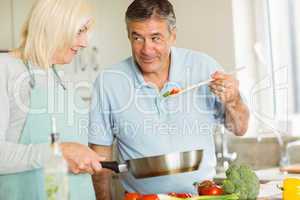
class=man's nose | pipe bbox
[141,39,154,55]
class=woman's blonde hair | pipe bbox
[15,0,93,68]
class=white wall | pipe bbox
[0,0,235,70]
[171,0,235,69]
[0,0,13,49]
[12,0,37,47]
[89,0,235,70]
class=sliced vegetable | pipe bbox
[125,193,159,200]
[194,180,224,196]
[168,192,192,198]
[138,194,159,200]
[170,88,181,95]
[163,87,182,97]
[124,192,141,200]
[158,194,238,200]
[163,91,171,97]
[186,194,239,200]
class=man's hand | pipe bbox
[209,71,240,106]
[60,142,105,175]
[209,70,249,136]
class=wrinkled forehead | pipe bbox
[127,18,170,36]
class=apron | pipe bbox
[0,65,95,200]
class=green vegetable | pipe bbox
[188,194,239,200]
[222,164,260,200]
[163,91,171,97]
[45,175,58,200]
[158,194,239,200]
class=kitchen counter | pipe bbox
[214,167,300,182]
[214,167,300,199]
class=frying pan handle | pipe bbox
[100,161,120,173]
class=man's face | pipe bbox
[127,18,176,74]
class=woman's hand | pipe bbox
[60,142,105,175]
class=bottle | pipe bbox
[44,117,69,200]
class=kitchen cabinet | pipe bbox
[11,0,36,47]
[0,0,36,49]
[0,0,13,49]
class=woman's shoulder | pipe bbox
[0,53,27,78]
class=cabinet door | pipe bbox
[12,0,36,47]
[0,0,13,49]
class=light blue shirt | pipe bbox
[89,47,225,194]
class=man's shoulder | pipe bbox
[173,47,221,73]
[173,47,218,64]
[94,57,135,87]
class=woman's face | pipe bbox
[52,24,89,65]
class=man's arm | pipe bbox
[89,144,113,200]
[210,71,249,136]
[224,95,249,136]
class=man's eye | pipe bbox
[152,37,161,42]
[133,36,143,41]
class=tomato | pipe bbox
[168,192,193,198]
[124,192,159,200]
[124,192,141,200]
[170,88,181,95]
[195,180,224,196]
[138,194,159,200]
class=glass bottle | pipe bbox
[44,117,69,200]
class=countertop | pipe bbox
[214,167,300,200]
[214,167,300,182]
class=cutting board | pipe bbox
[280,164,300,174]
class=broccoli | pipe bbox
[222,164,260,200]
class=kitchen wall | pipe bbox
[0,0,235,70]
[88,0,236,70]
[0,0,13,49]
[0,0,236,100]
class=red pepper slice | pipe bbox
[124,192,141,200]
[168,192,193,198]
[138,194,159,200]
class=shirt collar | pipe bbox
[133,47,185,89]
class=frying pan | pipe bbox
[100,149,203,179]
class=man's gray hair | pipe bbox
[125,0,176,32]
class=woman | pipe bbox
[0,0,103,199]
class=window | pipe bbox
[232,0,299,136]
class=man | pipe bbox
[89,0,249,199]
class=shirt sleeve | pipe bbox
[88,73,114,146]
[0,63,51,175]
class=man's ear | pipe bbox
[170,28,177,45]
[127,29,130,40]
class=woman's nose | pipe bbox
[78,33,89,48]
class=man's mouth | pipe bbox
[71,48,78,54]
[140,56,156,63]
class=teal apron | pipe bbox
[0,66,95,200]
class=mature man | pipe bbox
[89,0,249,199]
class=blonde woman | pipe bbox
[0,0,104,199]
